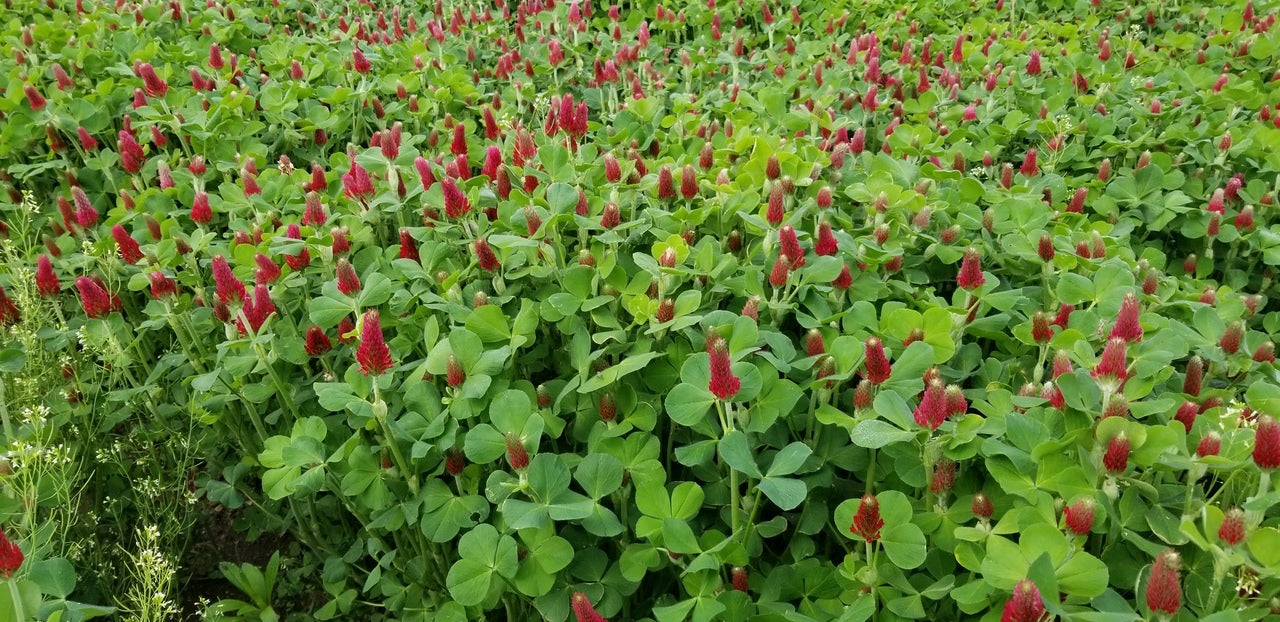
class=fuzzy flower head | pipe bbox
[1000,579,1046,622]
[1253,416,1280,470]
[1145,550,1182,617]
[914,379,948,430]
[864,337,892,385]
[356,309,394,376]
[1063,497,1095,535]
[957,247,985,290]
[571,591,606,622]
[1109,292,1143,342]
[708,337,741,400]
[1091,337,1128,390]
[0,528,22,578]
[850,493,885,542]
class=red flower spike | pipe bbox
[1255,341,1276,363]
[815,221,838,256]
[1197,432,1222,458]
[442,177,472,218]
[211,255,245,306]
[914,379,948,430]
[475,238,500,271]
[834,264,853,289]
[304,325,332,357]
[356,310,394,376]
[1145,550,1182,617]
[930,459,957,494]
[1183,356,1204,396]
[1253,416,1280,470]
[864,337,892,385]
[1220,321,1243,355]
[957,247,985,290]
[399,229,420,262]
[149,271,177,300]
[945,385,967,417]
[769,254,790,288]
[1031,311,1052,343]
[336,259,361,295]
[191,191,212,224]
[36,255,60,297]
[1037,234,1055,262]
[805,329,825,357]
[1110,292,1143,342]
[75,276,112,318]
[253,253,280,285]
[972,493,994,520]
[1020,148,1039,177]
[302,192,327,227]
[446,354,465,387]
[23,84,47,110]
[1092,338,1128,386]
[708,337,741,400]
[599,393,617,421]
[1218,508,1246,546]
[655,298,674,322]
[766,183,786,224]
[1064,497,1095,535]
[571,591,606,622]
[853,379,873,410]
[731,566,748,592]
[1175,401,1199,432]
[742,296,760,322]
[1103,433,1129,474]
[1001,579,1045,622]
[0,528,22,578]
[656,165,676,200]
[850,494,885,542]
[506,433,530,470]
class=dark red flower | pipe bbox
[1197,432,1222,458]
[766,183,786,224]
[506,433,530,470]
[446,354,465,387]
[656,165,676,200]
[914,379,948,430]
[850,493,885,542]
[742,296,760,321]
[1020,148,1039,177]
[1255,341,1276,363]
[36,254,60,297]
[571,591,606,622]
[972,492,994,520]
[304,325,332,356]
[1031,311,1052,343]
[0,287,19,326]
[814,221,838,256]
[352,47,371,74]
[475,237,500,271]
[136,62,168,96]
[731,566,748,592]
[1110,292,1143,342]
[236,284,276,334]
[445,448,466,476]
[442,177,471,218]
[302,192,327,227]
[191,191,212,224]
[77,127,98,150]
[356,310,393,376]
[1175,401,1199,432]
[336,259,361,296]
[0,528,22,579]
[951,246,986,292]
[1103,433,1129,474]
[119,130,145,174]
[599,392,617,421]
[853,379,873,410]
[1145,550,1182,617]
[930,459,957,494]
[149,271,177,300]
[769,254,790,288]
[342,161,374,203]
[1064,497,1095,535]
[864,337,892,385]
[1254,416,1280,470]
[23,84,46,110]
[1001,579,1045,622]
[805,329,825,357]
[1184,356,1204,396]
[75,276,112,318]
[1092,338,1128,387]
[708,337,741,400]
[284,224,310,270]
[833,264,852,289]
[1220,321,1243,354]
[399,229,419,262]
[1219,508,1246,546]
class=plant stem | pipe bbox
[372,382,419,494]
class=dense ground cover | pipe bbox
[0,0,1279,619]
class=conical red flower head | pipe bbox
[445,354,465,387]
[814,221,838,256]
[331,228,350,256]
[914,379,948,430]
[441,176,471,218]
[850,493,885,542]
[191,191,212,224]
[0,528,22,578]
[571,591,606,622]
[75,276,112,318]
[599,392,617,421]
[769,254,791,288]
[336,258,361,295]
[77,127,98,151]
[474,237,500,271]
[1255,341,1277,363]
[304,325,332,357]
[853,379,873,410]
[1037,234,1055,262]
[302,192,327,227]
[708,337,741,400]
[1197,432,1222,458]
[356,309,394,376]
[731,566,748,592]
[600,202,621,228]
[957,247,985,290]
[505,433,530,470]
[1091,338,1128,387]
[766,183,786,225]
[1220,321,1243,354]
[656,165,676,200]
[1218,507,1246,546]
[741,296,760,321]
[1001,579,1045,622]
[1183,356,1204,396]
[1253,416,1280,470]
[930,459,957,494]
[805,329,825,357]
[149,271,177,300]
[36,254,60,297]
[945,384,967,416]
[1031,311,1052,343]
[680,164,698,199]
[1026,49,1042,75]
[23,84,46,110]
[211,255,245,306]
[1109,292,1143,342]
[864,337,892,385]
[834,264,853,289]
[536,384,552,409]
[253,253,280,285]
[1064,497,1095,535]
[444,448,466,476]
[119,130,145,174]
[1145,550,1182,616]
[399,229,419,262]
[603,152,621,181]
[0,286,18,327]
[1020,148,1039,177]
[971,492,994,520]
[1175,401,1199,432]
[1103,433,1129,474]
